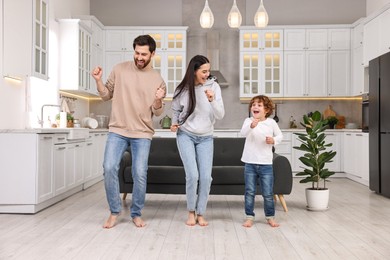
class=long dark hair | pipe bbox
[173,55,210,123]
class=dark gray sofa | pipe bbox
[118,137,292,211]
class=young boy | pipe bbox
[240,95,283,228]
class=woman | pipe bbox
[170,55,225,226]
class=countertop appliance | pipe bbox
[369,51,390,198]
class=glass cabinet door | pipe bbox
[33,0,48,79]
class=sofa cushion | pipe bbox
[213,137,245,166]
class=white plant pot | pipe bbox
[305,188,330,211]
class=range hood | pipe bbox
[207,31,229,87]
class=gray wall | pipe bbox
[90,0,366,129]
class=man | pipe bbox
[91,35,166,228]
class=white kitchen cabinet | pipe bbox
[284,29,328,51]
[328,50,350,96]
[274,132,292,164]
[2,0,49,80]
[74,16,105,96]
[37,135,54,203]
[351,46,366,96]
[284,27,350,97]
[240,29,283,98]
[343,132,369,186]
[145,30,187,97]
[58,19,92,95]
[363,7,390,65]
[144,30,187,52]
[284,50,328,97]
[0,133,54,213]
[292,132,341,173]
[84,132,106,189]
[240,29,283,51]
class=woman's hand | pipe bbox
[204,89,214,102]
[170,124,180,132]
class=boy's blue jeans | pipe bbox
[244,163,275,219]
[103,132,151,218]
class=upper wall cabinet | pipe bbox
[364,7,390,65]
[58,19,93,95]
[73,16,105,96]
[239,29,283,98]
[283,27,350,97]
[3,0,49,80]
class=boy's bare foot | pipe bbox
[103,214,118,229]
[197,215,208,226]
[267,218,279,227]
[186,211,197,226]
[132,217,146,227]
[242,219,253,228]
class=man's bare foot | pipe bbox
[197,215,208,226]
[186,211,197,226]
[242,219,253,228]
[103,214,118,229]
[132,217,146,227]
[267,218,279,227]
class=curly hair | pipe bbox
[248,95,274,118]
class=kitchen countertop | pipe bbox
[0,128,364,134]
[0,128,109,134]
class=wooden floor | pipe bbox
[1,178,390,260]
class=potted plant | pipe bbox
[326,116,339,129]
[56,113,74,128]
[293,111,337,211]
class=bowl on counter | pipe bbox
[81,117,98,129]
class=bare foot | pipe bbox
[197,215,208,226]
[103,214,118,229]
[267,218,280,227]
[242,219,253,228]
[186,211,197,226]
[132,217,146,227]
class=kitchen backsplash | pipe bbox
[88,98,362,130]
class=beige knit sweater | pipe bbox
[99,61,166,139]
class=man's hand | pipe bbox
[155,87,166,100]
[91,66,103,81]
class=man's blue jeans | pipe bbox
[244,163,275,219]
[177,130,213,215]
[103,132,151,218]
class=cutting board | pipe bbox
[323,105,336,118]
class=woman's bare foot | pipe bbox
[186,211,197,226]
[242,219,253,228]
[103,214,118,229]
[132,217,146,227]
[267,218,279,227]
[197,215,208,226]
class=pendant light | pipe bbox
[200,0,214,29]
[227,0,242,28]
[254,0,269,28]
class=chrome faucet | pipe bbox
[40,104,61,128]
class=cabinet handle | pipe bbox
[356,134,363,136]
[43,136,53,140]
[327,133,334,136]
[346,133,352,136]
[57,147,66,150]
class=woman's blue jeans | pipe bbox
[177,130,213,215]
[103,132,151,218]
[244,163,275,219]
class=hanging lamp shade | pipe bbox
[254,0,269,28]
[227,0,242,28]
[200,0,214,28]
